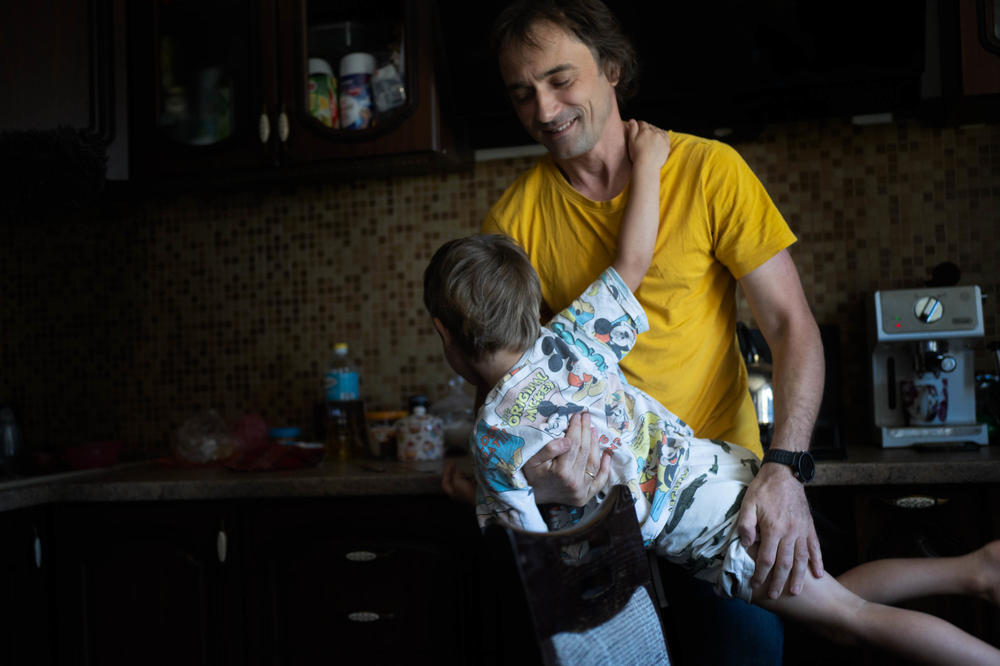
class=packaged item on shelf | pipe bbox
[372,63,406,113]
[338,52,376,129]
[396,395,444,462]
[307,57,338,128]
[365,410,408,458]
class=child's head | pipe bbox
[423,233,542,362]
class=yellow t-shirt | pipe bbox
[482,131,796,457]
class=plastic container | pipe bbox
[307,57,338,128]
[324,342,359,401]
[396,396,444,462]
[365,410,408,458]
[338,52,376,129]
[430,376,475,453]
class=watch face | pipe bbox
[797,453,816,482]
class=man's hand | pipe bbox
[522,412,611,506]
[737,460,824,599]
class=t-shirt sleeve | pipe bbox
[704,142,797,279]
[549,267,649,362]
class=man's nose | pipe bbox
[535,88,560,124]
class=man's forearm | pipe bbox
[768,319,824,453]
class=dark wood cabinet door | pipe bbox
[126,0,279,180]
[0,507,53,666]
[52,502,243,666]
[274,0,463,171]
[241,496,480,665]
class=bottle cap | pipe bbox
[308,58,333,77]
[340,52,376,77]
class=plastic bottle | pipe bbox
[324,342,359,401]
[338,52,376,129]
[396,395,444,462]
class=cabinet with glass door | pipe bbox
[128,0,463,184]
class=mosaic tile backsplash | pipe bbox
[2,118,998,460]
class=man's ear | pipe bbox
[604,61,621,87]
[432,317,452,347]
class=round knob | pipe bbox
[939,355,957,372]
[913,296,943,323]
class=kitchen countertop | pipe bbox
[2,443,1000,513]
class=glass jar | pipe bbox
[395,396,444,462]
[365,410,408,459]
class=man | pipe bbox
[445,0,827,662]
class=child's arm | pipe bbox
[612,120,670,292]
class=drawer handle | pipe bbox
[345,550,378,562]
[34,528,42,569]
[348,611,383,623]
[217,529,228,563]
[278,107,290,143]
[892,495,948,509]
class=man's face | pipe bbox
[498,21,619,160]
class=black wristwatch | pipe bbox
[761,449,815,483]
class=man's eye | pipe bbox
[552,78,570,88]
[512,91,534,104]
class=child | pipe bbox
[423,121,1000,663]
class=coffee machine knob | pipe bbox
[939,355,957,373]
[914,296,943,323]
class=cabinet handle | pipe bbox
[347,611,392,623]
[278,106,289,143]
[258,108,271,144]
[892,495,948,509]
[33,528,42,569]
[217,529,228,563]
[345,550,378,562]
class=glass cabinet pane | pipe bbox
[302,0,411,134]
[154,0,251,146]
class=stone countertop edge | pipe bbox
[2,444,999,513]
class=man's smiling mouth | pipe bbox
[543,117,577,135]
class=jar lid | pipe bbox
[340,52,376,77]
[366,410,409,420]
[308,58,333,77]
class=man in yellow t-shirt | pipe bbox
[441,1,828,663]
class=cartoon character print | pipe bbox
[472,420,528,494]
[627,411,689,523]
[541,327,607,401]
[594,315,637,360]
[566,297,595,329]
[536,400,584,437]
[604,390,635,437]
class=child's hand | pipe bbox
[626,119,670,171]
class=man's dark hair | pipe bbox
[490,0,639,106]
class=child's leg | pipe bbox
[754,568,1000,665]
[834,539,1000,605]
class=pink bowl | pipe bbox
[66,440,123,469]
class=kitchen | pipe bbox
[1,0,999,664]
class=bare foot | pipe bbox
[971,540,1000,604]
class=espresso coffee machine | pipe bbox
[869,285,989,447]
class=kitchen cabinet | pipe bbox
[51,501,243,666]
[0,506,53,666]
[127,0,465,185]
[0,0,129,181]
[48,495,480,665]
[241,496,481,665]
[784,484,1000,666]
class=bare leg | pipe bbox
[836,540,1000,605]
[754,569,1000,665]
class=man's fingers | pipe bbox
[736,502,758,549]
[808,529,825,578]
[767,538,796,599]
[524,437,572,468]
[751,531,779,591]
[786,544,811,596]
[592,446,613,490]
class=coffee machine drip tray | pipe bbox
[881,424,989,448]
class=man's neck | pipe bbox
[553,120,631,201]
